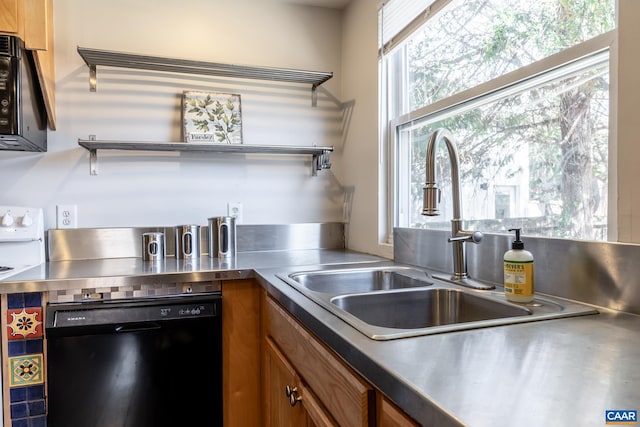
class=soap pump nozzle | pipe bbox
[508,228,524,250]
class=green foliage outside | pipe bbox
[404,0,614,240]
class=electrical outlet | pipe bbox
[57,204,78,229]
[227,202,243,224]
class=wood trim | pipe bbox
[265,296,375,427]
[31,0,56,129]
[32,44,56,129]
[1,295,10,427]
[223,279,263,427]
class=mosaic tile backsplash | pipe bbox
[3,292,46,427]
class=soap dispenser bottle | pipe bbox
[504,228,534,303]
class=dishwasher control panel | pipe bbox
[47,295,222,328]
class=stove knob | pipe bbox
[1,212,14,227]
[20,212,33,227]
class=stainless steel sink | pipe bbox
[331,288,531,329]
[277,265,599,340]
[288,266,433,293]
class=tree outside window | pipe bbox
[387,0,615,241]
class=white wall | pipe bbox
[0,0,347,230]
[338,0,391,258]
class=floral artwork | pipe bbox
[182,91,243,144]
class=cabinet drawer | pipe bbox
[265,297,375,427]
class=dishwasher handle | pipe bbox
[115,322,162,333]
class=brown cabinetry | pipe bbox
[0,0,48,49]
[378,395,420,427]
[0,0,56,128]
[264,337,338,427]
[228,284,420,426]
[263,292,422,427]
[222,279,263,427]
[264,294,375,427]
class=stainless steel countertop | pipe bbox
[258,263,640,427]
[2,249,638,427]
[0,249,383,293]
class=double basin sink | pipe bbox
[277,265,598,340]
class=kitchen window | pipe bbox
[380,0,616,242]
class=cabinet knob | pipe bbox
[285,385,302,407]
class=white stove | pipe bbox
[0,205,45,281]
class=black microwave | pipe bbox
[0,35,47,152]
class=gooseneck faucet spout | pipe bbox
[423,128,494,290]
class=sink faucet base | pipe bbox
[433,274,496,290]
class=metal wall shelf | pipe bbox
[76,48,334,176]
[77,46,333,105]
[78,138,333,176]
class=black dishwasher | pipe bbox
[45,293,222,427]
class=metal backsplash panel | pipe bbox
[394,227,640,315]
[47,223,345,261]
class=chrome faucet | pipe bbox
[422,128,494,290]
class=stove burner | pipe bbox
[0,266,14,272]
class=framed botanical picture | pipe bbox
[182,91,243,144]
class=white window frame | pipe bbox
[379,4,617,244]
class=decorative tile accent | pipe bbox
[7,341,26,357]
[9,385,44,403]
[10,402,27,418]
[3,292,47,427]
[24,293,42,308]
[28,399,46,416]
[8,354,44,387]
[9,387,27,403]
[7,293,26,309]
[25,339,43,354]
[30,416,47,427]
[27,384,44,400]
[7,308,43,340]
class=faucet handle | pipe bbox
[449,231,483,244]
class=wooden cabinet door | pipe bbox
[264,338,307,427]
[23,0,48,50]
[0,0,47,48]
[0,0,20,33]
[302,382,339,427]
[265,338,338,427]
[265,296,375,427]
